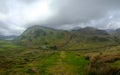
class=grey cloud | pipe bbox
[44,0,115,24]
[0,0,120,35]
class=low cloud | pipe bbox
[0,0,120,35]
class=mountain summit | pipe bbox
[72,27,108,35]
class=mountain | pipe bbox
[16,26,117,50]
[16,26,70,49]
[72,27,108,35]
[115,28,120,36]
[107,28,120,37]
[0,35,17,40]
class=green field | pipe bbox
[0,43,120,75]
[0,26,120,75]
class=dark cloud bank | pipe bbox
[0,0,120,35]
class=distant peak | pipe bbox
[71,26,108,35]
[27,25,47,29]
[84,26,97,29]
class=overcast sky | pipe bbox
[0,0,120,35]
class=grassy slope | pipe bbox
[0,46,89,75]
[0,45,120,75]
[0,26,120,75]
[17,26,118,51]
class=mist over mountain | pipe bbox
[0,35,17,40]
[1,25,120,41]
[0,0,120,35]
[72,27,108,35]
[1,1,120,75]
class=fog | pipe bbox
[0,0,120,35]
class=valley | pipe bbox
[0,45,120,75]
[1,0,120,75]
[0,26,120,75]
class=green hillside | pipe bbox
[16,26,118,50]
[0,26,120,75]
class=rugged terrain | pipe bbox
[0,26,120,75]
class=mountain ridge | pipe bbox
[15,25,118,50]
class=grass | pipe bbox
[5,51,59,75]
[47,51,73,75]
[35,52,59,75]
[0,40,120,75]
[63,52,89,75]
[84,47,120,75]
[110,60,120,69]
